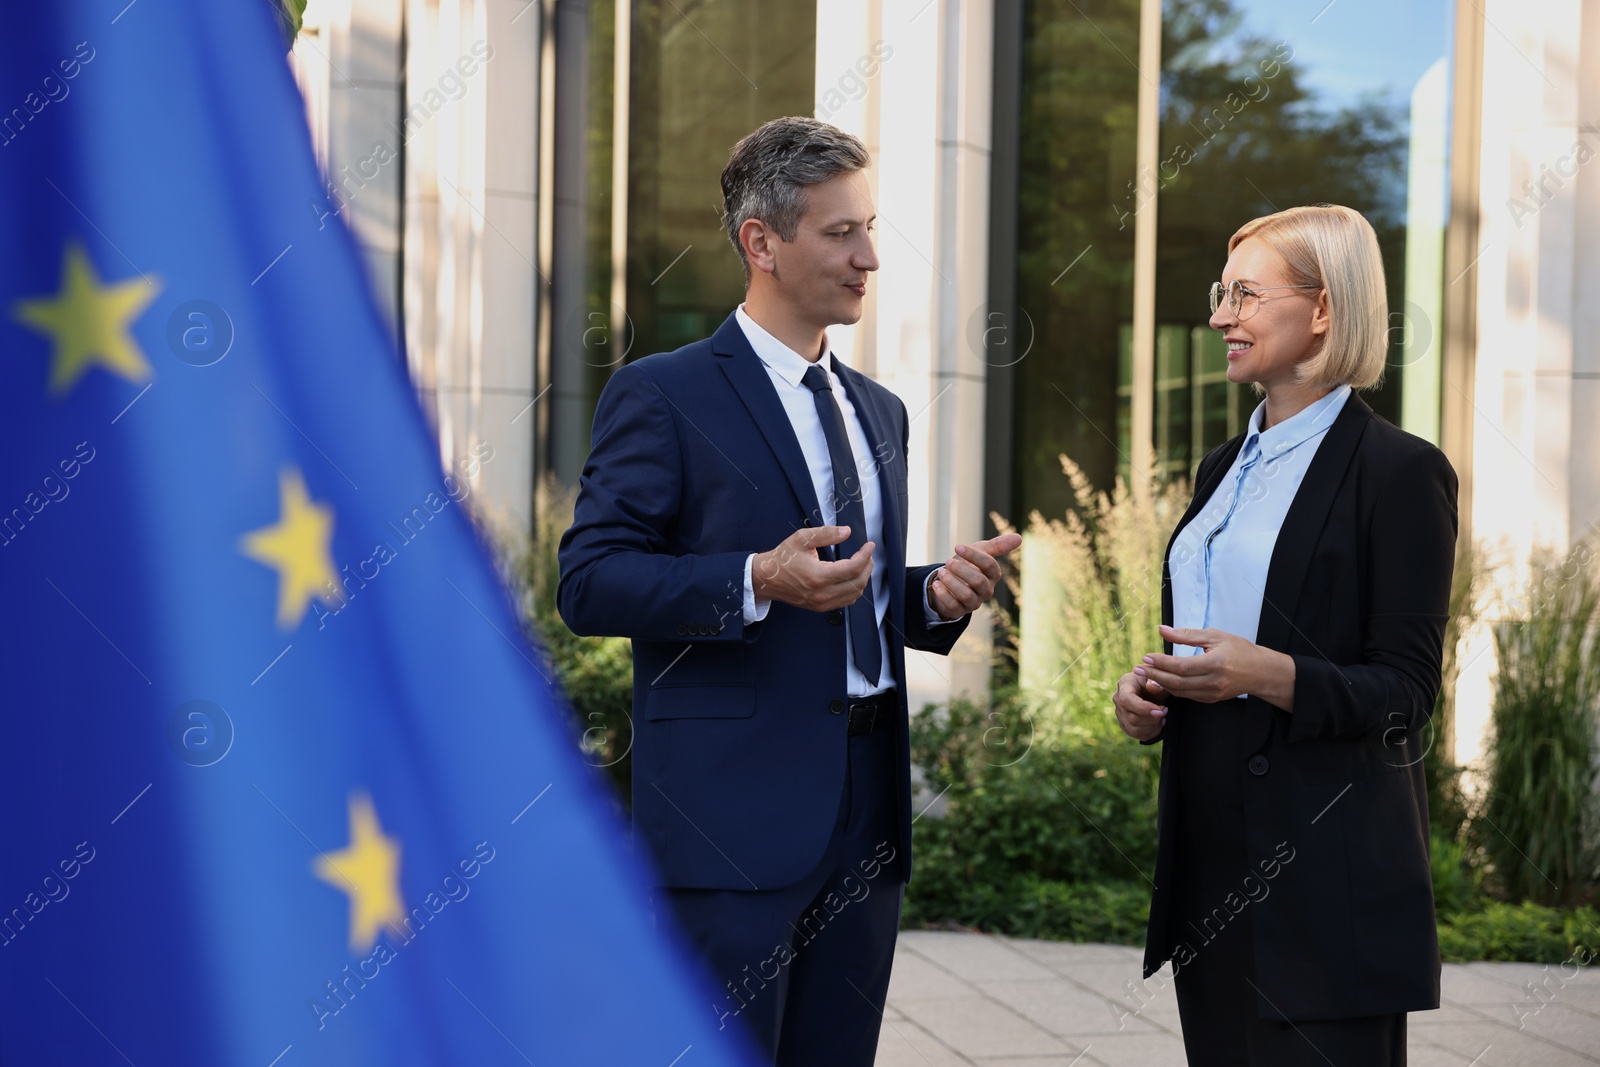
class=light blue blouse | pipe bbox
[1168,384,1352,658]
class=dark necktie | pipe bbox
[801,362,882,686]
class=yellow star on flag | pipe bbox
[12,241,161,395]
[313,793,405,953]
[240,467,340,630]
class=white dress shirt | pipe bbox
[734,305,949,695]
[1168,385,1351,662]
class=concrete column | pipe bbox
[401,0,540,535]
[293,0,406,334]
[476,0,540,535]
[1571,0,1600,539]
[293,0,538,534]
[820,0,998,713]
[1454,0,1599,771]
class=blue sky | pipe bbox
[1226,0,1455,110]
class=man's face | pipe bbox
[768,170,879,333]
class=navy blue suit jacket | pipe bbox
[557,313,969,891]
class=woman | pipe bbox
[1112,204,1458,1065]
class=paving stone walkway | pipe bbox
[875,930,1600,1066]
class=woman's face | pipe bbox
[1208,237,1329,392]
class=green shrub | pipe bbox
[904,457,1172,939]
[995,455,1187,736]
[1001,878,1150,943]
[909,692,1042,795]
[1483,541,1600,906]
[1426,759,1474,848]
[532,619,635,806]
[1425,543,1486,845]
[917,727,1157,881]
[495,478,635,807]
[1437,902,1600,963]
[1431,831,1485,918]
[903,875,1149,943]
[905,690,1159,938]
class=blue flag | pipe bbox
[0,4,755,1064]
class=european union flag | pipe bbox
[0,4,755,1065]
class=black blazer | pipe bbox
[1141,393,1459,1021]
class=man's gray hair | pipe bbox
[720,116,872,284]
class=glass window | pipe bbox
[548,1,816,477]
[547,0,621,482]
[1003,0,1455,515]
[624,1,818,359]
[1151,0,1455,470]
[1011,0,1143,520]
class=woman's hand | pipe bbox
[1113,670,1169,741]
[1137,625,1296,710]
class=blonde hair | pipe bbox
[1228,204,1387,390]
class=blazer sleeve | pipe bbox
[901,564,971,654]
[556,362,752,643]
[887,394,972,655]
[1287,446,1459,742]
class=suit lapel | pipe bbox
[833,360,901,536]
[833,358,906,616]
[713,314,825,525]
[1162,435,1245,649]
[1252,393,1372,654]
[1241,394,1373,754]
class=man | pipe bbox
[557,116,1018,1064]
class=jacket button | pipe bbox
[675,623,688,636]
[829,699,846,715]
[1248,755,1269,776]
[827,610,843,625]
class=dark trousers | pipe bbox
[1170,697,1406,1066]
[662,723,904,1066]
[1171,905,1406,1065]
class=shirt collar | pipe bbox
[1244,384,1352,459]
[735,304,833,389]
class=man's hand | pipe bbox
[929,533,1022,620]
[752,525,875,612]
[1136,625,1296,710]
[1112,670,1168,741]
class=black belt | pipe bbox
[847,689,896,736]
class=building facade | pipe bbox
[292,0,1600,767]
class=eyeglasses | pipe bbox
[1209,280,1321,319]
